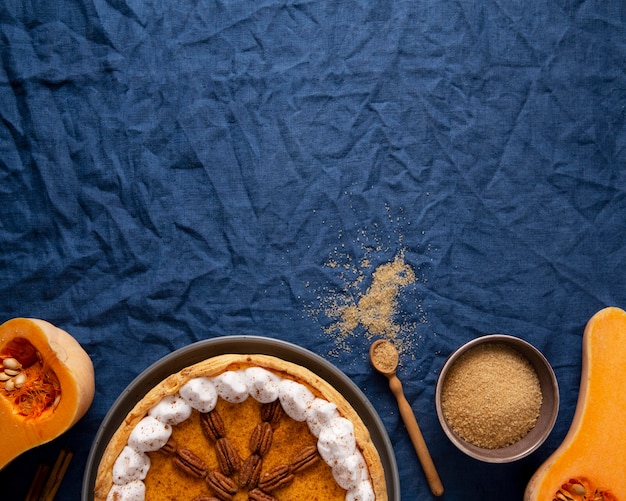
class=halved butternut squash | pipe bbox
[0,318,95,470]
[524,306,626,501]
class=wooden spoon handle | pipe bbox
[389,375,444,497]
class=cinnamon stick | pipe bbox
[38,448,73,501]
[25,463,50,501]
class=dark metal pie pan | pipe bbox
[82,335,400,500]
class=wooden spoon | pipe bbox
[369,339,444,497]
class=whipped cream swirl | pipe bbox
[106,367,375,501]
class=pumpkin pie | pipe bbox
[94,354,387,501]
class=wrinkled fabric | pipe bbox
[1,0,625,499]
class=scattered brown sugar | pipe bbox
[440,342,542,449]
[325,252,415,347]
[305,208,431,359]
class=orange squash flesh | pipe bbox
[0,318,95,470]
[524,307,626,501]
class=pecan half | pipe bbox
[249,422,273,456]
[248,489,279,501]
[200,410,226,442]
[260,400,283,427]
[160,437,177,455]
[258,464,294,492]
[216,437,241,476]
[206,471,237,501]
[239,453,263,489]
[289,445,320,473]
[172,448,207,479]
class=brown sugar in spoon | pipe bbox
[369,339,444,497]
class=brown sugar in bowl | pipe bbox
[435,335,559,463]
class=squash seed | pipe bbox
[2,357,21,370]
[13,372,27,389]
[569,483,586,496]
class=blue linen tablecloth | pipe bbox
[1,1,625,499]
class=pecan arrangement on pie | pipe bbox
[94,354,387,501]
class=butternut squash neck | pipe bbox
[524,306,626,501]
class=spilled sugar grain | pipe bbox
[330,254,414,339]
[312,251,419,358]
[304,206,434,360]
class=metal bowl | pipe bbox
[435,334,559,463]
